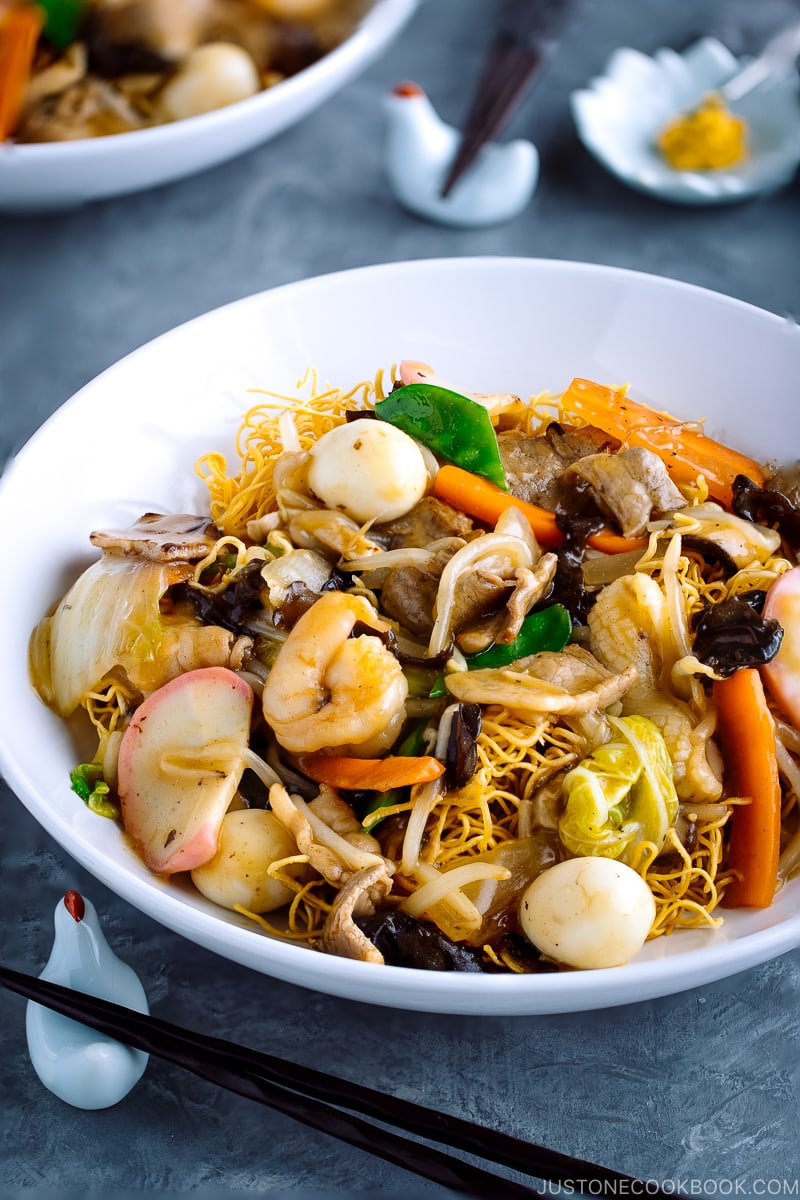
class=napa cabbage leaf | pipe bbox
[558,715,678,863]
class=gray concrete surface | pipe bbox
[1,0,799,1195]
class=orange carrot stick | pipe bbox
[559,378,764,509]
[713,668,781,909]
[433,464,648,555]
[0,4,43,141]
[297,754,445,791]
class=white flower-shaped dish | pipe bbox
[571,37,800,204]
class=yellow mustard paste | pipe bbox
[657,94,748,170]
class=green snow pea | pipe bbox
[428,604,572,695]
[465,604,572,669]
[374,383,507,489]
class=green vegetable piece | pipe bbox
[70,761,100,802]
[429,673,448,698]
[466,605,572,670]
[429,606,570,696]
[404,663,442,699]
[374,383,507,489]
[558,715,678,864]
[70,762,120,821]
[39,0,87,50]
[362,721,427,830]
[395,720,427,758]
[362,786,406,832]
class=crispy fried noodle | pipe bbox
[30,362,800,975]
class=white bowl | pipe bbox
[0,0,417,212]
[571,37,800,204]
[2,257,799,1014]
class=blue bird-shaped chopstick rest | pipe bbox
[25,891,149,1109]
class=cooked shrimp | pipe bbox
[262,591,408,755]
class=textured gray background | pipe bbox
[1,0,799,1194]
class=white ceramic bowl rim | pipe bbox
[2,0,413,159]
[2,256,799,1015]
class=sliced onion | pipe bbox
[400,863,511,926]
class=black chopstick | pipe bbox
[441,0,574,198]
[2,965,670,1197]
[441,32,541,197]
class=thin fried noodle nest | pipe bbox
[31,361,799,973]
[189,369,794,955]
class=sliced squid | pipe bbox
[445,645,636,716]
